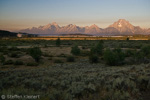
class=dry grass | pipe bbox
[41,47,71,56]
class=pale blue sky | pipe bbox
[0,0,150,31]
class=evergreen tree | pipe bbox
[71,45,80,56]
[0,55,5,65]
[56,38,61,46]
[29,47,42,62]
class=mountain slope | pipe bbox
[109,19,135,34]
[85,24,102,34]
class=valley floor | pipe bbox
[0,40,150,100]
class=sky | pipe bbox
[0,0,150,31]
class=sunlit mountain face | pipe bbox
[20,19,150,35]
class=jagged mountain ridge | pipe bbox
[108,19,145,35]
[20,19,150,35]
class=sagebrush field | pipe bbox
[0,39,150,100]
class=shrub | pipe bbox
[48,57,53,60]
[4,60,13,65]
[57,53,66,57]
[82,46,86,49]
[26,62,38,66]
[44,44,48,48]
[14,60,24,65]
[56,38,61,47]
[141,45,150,58]
[125,49,150,64]
[125,49,136,57]
[137,75,149,91]
[113,48,125,63]
[0,55,5,65]
[95,41,104,55]
[87,83,96,92]
[129,46,150,64]
[0,47,8,54]
[89,54,99,63]
[80,50,90,57]
[54,59,63,63]
[126,37,129,41]
[8,46,19,51]
[9,52,19,58]
[124,57,136,65]
[90,41,103,56]
[30,80,41,90]
[71,45,80,56]
[82,46,88,50]
[134,51,145,62]
[88,41,103,63]
[29,47,42,62]
[90,47,97,54]
[104,48,125,66]
[67,56,75,62]
[49,89,62,100]
[43,53,53,57]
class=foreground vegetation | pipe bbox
[0,39,150,100]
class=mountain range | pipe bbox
[20,19,150,36]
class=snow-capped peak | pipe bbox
[52,22,58,26]
[118,23,122,27]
